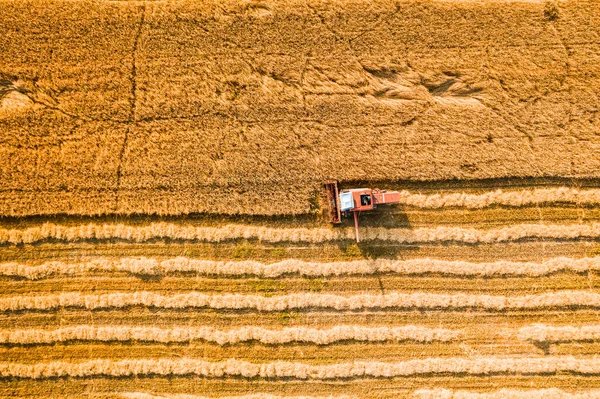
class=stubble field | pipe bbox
[4,186,600,397]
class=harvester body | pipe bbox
[339,188,401,212]
[323,181,402,242]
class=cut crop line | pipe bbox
[0,325,458,345]
[7,222,600,245]
[519,324,600,343]
[4,290,600,312]
[4,256,600,279]
[412,388,600,399]
[394,187,600,209]
[3,356,600,379]
[120,394,355,399]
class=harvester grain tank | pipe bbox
[324,181,402,242]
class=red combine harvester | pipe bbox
[324,181,402,242]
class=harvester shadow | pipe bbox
[532,340,552,355]
[133,273,163,282]
[336,204,419,259]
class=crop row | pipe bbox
[5,222,600,245]
[7,324,600,345]
[3,256,600,279]
[2,356,600,379]
[121,394,354,399]
[7,323,600,346]
[413,389,600,399]
[120,390,600,399]
[0,325,458,345]
[394,187,600,209]
[518,324,600,343]
[3,290,600,311]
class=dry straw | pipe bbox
[518,324,600,343]
[412,388,600,399]
[0,325,458,345]
[3,290,600,311]
[396,187,600,209]
[120,393,354,399]
[2,356,600,379]
[4,222,600,245]
[3,256,600,280]
[0,222,600,244]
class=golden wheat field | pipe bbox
[1,0,600,215]
[3,0,600,398]
[4,191,600,398]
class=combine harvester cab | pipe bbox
[324,181,402,242]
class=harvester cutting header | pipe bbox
[324,181,402,242]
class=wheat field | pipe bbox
[3,0,600,397]
[2,188,600,397]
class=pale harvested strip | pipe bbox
[3,356,600,379]
[6,222,600,245]
[518,324,600,343]
[4,256,600,280]
[3,290,600,311]
[0,325,458,345]
[412,388,600,399]
[121,393,354,399]
[396,187,600,209]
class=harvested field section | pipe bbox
[2,201,600,394]
[3,207,600,395]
